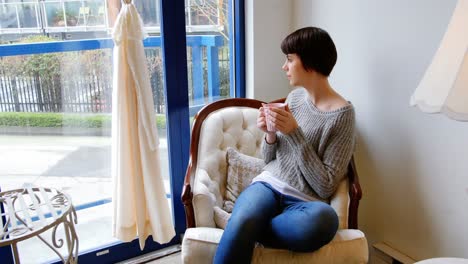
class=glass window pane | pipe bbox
[0,3,19,29]
[0,46,113,262]
[186,0,232,112]
[134,0,160,27]
[18,4,39,28]
[83,0,106,27]
[0,2,171,263]
[189,0,219,27]
[43,2,63,28]
[63,1,80,27]
[0,0,241,262]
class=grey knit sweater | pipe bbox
[262,88,356,202]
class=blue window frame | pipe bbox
[160,0,191,237]
[0,0,245,263]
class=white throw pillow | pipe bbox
[223,147,265,213]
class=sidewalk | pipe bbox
[0,134,171,264]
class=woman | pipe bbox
[214,27,356,264]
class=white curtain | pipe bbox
[111,0,175,250]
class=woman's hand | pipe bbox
[257,107,277,143]
[267,105,298,134]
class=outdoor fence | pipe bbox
[0,59,112,113]
[0,35,231,114]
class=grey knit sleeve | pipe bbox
[261,136,277,163]
[282,110,356,199]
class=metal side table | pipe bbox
[0,187,78,263]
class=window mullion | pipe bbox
[159,0,191,235]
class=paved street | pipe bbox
[0,136,110,180]
[0,134,169,188]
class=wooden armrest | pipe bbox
[348,157,362,229]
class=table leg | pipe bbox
[35,209,79,263]
[63,207,79,264]
[12,242,20,264]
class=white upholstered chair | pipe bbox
[181,98,369,263]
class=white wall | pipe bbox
[289,0,468,261]
[248,0,468,261]
[245,0,292,101]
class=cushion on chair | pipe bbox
[181,227,224,264]
[224,147,265,212]
[182,227,369,264]
[213,206,230,229]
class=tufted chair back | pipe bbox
[182,98,362,231]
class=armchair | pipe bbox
[181,98,368,263]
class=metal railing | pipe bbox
[0,0,224,34]
[0,35,230,115]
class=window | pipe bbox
[0,0,244,263]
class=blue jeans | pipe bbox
[213,182,338,264]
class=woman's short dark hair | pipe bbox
[281,27,337,76]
